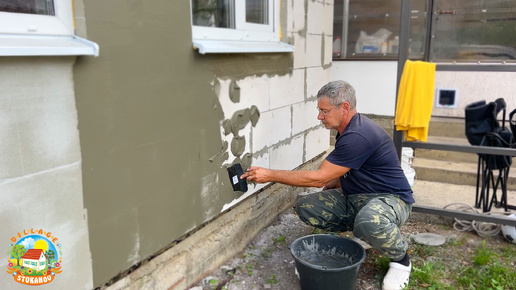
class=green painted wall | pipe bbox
[73,1,293,286]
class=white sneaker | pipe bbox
[382,262,411,290]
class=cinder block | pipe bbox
[323,2,334,35]
[305,33,322,68]
[288,0,306,33]
[292,100,320,136]
[252,107,292,151]
[269,135,304,170]
[305,126,331,162]
[307,0,325,34]
[219,76,270,114]
[306,67,332,97]
[291,32,307,69]
[323,35,333,66]
[292,69,306,101]
[270,74,298,110]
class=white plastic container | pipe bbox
[401,147,414,171]
[404,168,416,188]
[388,36,399,53]
[333,36,342,57]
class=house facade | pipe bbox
[3,1,513,289]
[21,249,46,272]
[1,1,333,289]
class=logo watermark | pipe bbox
[6,229,62,286]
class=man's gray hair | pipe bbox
[317,80,357,110]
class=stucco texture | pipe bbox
[72,0,321,287]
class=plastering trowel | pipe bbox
[227,163,248,192]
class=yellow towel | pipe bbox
[394,60,436,142]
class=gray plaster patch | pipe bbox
[231,136,246,157]
[413,233,446,246]
[241,153,253,169]
[230,109,250,135]
[222,119,232,135]
[229,80,240,103]
[250,105,260,127]
[208,141,229,163]
[221,152,229,162]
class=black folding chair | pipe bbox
[465,98,515,212]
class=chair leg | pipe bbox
[489,168,503,212]
[480,160,491,212]
[500,167,509,212]
[475,157,482,208]
[485,169,494,212]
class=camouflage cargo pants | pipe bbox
[295,189,412,260]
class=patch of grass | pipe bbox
[246,263,254,276]
[448,235,466,246]
[409,261,453,289]
[272,235,286,245]
[242,251,254,259]
[501,244,516,257]
[449,239,516,289]
[473,240,497,266]
[457,263,516,289]
[267,274,278,284]
[209,278,218,290]
[368,250,391,272]
[411,243,437,258]
[261,247,273,258]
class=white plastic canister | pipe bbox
[401,147,414,171]
[404,168,416,188]
[401,147,415,187]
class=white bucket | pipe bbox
[404,168,416,188]
[401,147,414,171]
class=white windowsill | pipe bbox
[193,39,294,54]
[0,34,99,57]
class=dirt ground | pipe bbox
[189,192,514,290]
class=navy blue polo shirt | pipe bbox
[326,114,415,204]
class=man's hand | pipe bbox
[241,166,272,183]
[239,161,350,188]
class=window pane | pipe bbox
[192,0,234,28]
[246,0,268,24]
[432,0,516,63]
[0,0,54,15]
[333,0,428,60]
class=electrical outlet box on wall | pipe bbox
[435,88,458,109]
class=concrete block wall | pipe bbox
[220,0,333,210]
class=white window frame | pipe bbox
[0,0,73,35]
[192,0,293,54]
[0,0,99,56]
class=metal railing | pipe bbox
[393,0,516,227]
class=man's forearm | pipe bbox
[267,169,326,188]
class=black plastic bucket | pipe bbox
[290,234,366,290]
